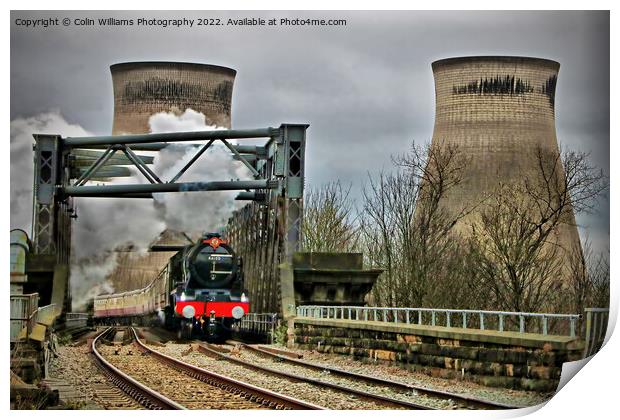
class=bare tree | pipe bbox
[563,238,610,313]
[301,181,360,253]
[361,142,472,307]
[468,148,608,313]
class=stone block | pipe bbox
[408,344,421,353]
[438,338,459,346]
[478,348,504,363]
[452,346,479,360]
[490,362,503,376]
[417,354,432,365]
[404,335,422,344]
[444,357,454,369]
[503,350,529,364]
[528,365,552,380]
[420,343,441,355]
[353,348,369,358]
[520,378,557,392]
[333,346,349,355]
[374,349,396,361]
[387,341,407,352]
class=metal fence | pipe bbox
[583,308,609,358]
[65,312,89,330]
[238,313,279,343]
[10,293,39,342]
[297,305,581,337]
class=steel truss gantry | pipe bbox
[31,124,308,316]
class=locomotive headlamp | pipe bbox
[241,293,248,303]
[182,305,196,319]
[180,292,186,302]
[232,305,245,319]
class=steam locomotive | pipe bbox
[93,233,249,341]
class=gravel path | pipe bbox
[47,342,144,409]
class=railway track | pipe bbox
[93,327,322,410]
[191,342,437,409]
[218,340,521,410]
[92,327,184,409]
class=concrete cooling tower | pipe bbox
[106,61,236,291]
[429,56,581,263]
[111,61,236,134]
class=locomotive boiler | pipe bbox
[93,233,249,341]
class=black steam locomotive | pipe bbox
[94,233,250,341]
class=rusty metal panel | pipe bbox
[10,293,38,342]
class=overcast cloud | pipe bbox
[10,10,610,255]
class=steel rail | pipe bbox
[62,179,278,197]
[242,344,521,410]
[130,328,322,410]
[196,343,433,410]
[91,328,186,409]
[64,127,279,147]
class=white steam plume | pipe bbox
[148,109,251,234]
[10,109,252,307]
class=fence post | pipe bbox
[446,312,451,328]
[463,313,467,329]
[480,313,485,330]
[519,315,525,333]
[499,314,504,332]
[542,316,548,335]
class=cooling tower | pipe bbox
[429,56,581,261]
[111,61,236,134]
[107,61,236,291]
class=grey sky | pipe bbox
[10,10,610,254]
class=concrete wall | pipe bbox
[293,317,584,392]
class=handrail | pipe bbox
[296,305,581,337]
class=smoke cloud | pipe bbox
[149,108,251,234]
[70,253,117,310]
[10,108,251,307]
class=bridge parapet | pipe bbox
[293,307,586,392]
